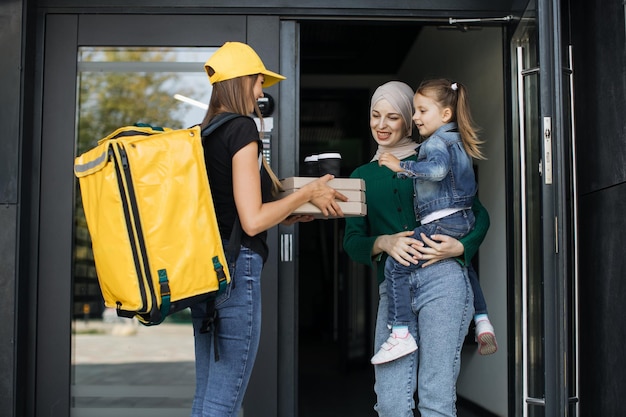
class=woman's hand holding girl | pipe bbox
[373,231,421,266]
[411,233,464,267]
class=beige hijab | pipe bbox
[369,81,419,162]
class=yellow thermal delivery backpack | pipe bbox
[74,121,233,326]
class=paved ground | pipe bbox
[73,318,195,364]
[73,318,198,416]
[72,318,489,417]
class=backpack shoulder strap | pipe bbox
[200,112,245,137]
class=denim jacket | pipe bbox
[398,122,476,222]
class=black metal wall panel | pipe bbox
[573,0,626,194]
[36,13,78,416]
[578,184,626,416]
[573,0,626,416]
[0,1,20,204]
[244,16,282,417]
[77,14,246,46]
[36,0,516,16]
[0,205,16,417]
[0,1,22,416]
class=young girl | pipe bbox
[372,78,496,364]
[191,41,347,417]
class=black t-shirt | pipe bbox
[203,115,273,262]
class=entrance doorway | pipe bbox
[296,20,508,416]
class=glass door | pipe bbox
[36,14,285,417]
[72,46,216,417]
[511,5,543,415]
[510,0,578,416]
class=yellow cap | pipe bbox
[204,42,286,87]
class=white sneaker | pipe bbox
[475,319,498,355]
[371,333,418,365]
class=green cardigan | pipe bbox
[343,156,490,285]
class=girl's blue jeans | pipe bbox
[374,259,473,417]
[190,246,263,417]
[467,263,487,315]
[384,209,474,327]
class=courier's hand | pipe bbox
[306,174,348,217]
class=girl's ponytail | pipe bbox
[416,79,485,160]
[454,82,485,160]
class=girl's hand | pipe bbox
[378,152,403,173]
[281,214,315,226]
[304,174,348,217]
[374,231,421,266]
[411,233,464,267]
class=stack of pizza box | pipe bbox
[279,177,367,219]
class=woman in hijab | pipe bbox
[343,81,490,417]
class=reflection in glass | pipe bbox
[72,47,215,417]
[511,3,546,416]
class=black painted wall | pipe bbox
[572,0,626,416]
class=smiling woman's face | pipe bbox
[370,99,406,147]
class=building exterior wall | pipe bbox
[0,1,23,416]
[573,1,626,416]
[2,0,626,416]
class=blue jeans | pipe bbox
[374,259,473,417]
[467,263,487,315]
[385,209,474,327]
[190,246,263,417]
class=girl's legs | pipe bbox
[413,259,473,417]
[371,256,419,364]
[385,254,416,329]
[373,282,418,417]
[190,247,263,417]
[468,264,487,315]
[467,264,498,355]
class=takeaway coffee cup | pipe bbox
[317,152,342,177]
[302,154,319,176]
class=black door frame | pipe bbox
[33,13,283,417]
[508,0,576,415]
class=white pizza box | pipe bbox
[279,188,365,203]
[290,201,367,219]
[280,176,366,191]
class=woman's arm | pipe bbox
[232,142,347,236]
[460,197,490,263]
[343,165,421,268]
[343,214,378,268]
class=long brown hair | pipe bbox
[201,72,283,193]
[416,78,485,160]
